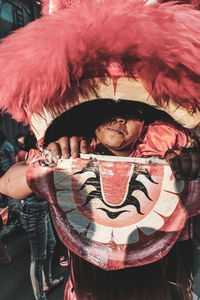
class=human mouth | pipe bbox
[107,127,124,135]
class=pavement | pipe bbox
[0,228,69,300]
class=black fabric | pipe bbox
[44,99,172,147]
[0,194,8,208]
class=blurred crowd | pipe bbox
[0,130,67,300]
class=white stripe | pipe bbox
[145,0,158,5]
[79,154,167,165]
[49,0,54,15]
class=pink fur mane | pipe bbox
[40,0,81,16]
[0,0,200,123]
[159,0,200,9]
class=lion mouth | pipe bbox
[53,157,184,245]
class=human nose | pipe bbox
[115,117,126,124]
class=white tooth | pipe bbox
[54,168,72,189]
[113,224,138,244]
[86,223,112,243]
[153,166,183,217]
[54,167,76,212]
[162,166,184,193]
[137,211,164,235]
[153,191,179,217]
[57,158,72,169]
[56,190,76,211]
[66,210,90,233]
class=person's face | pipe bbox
[95,114,144,156]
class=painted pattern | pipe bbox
[27,155,199,270]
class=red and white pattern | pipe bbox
[26,155,200,270]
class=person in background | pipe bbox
[0,130,15,173]
[0,130,13,265]
[0,130,21,227]
[20,132,64,300]
[0,193,12,265]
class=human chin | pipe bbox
[104,137,127,150]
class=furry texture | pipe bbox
[40,0,81,15]
[159,0,200,9]
[1,0,200,123]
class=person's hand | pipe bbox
[164,147,200,180]
[45,136,89,160]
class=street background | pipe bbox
[0,228,69,300]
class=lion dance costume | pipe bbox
[1,0,200,299]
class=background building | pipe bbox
[0,0,41,151]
